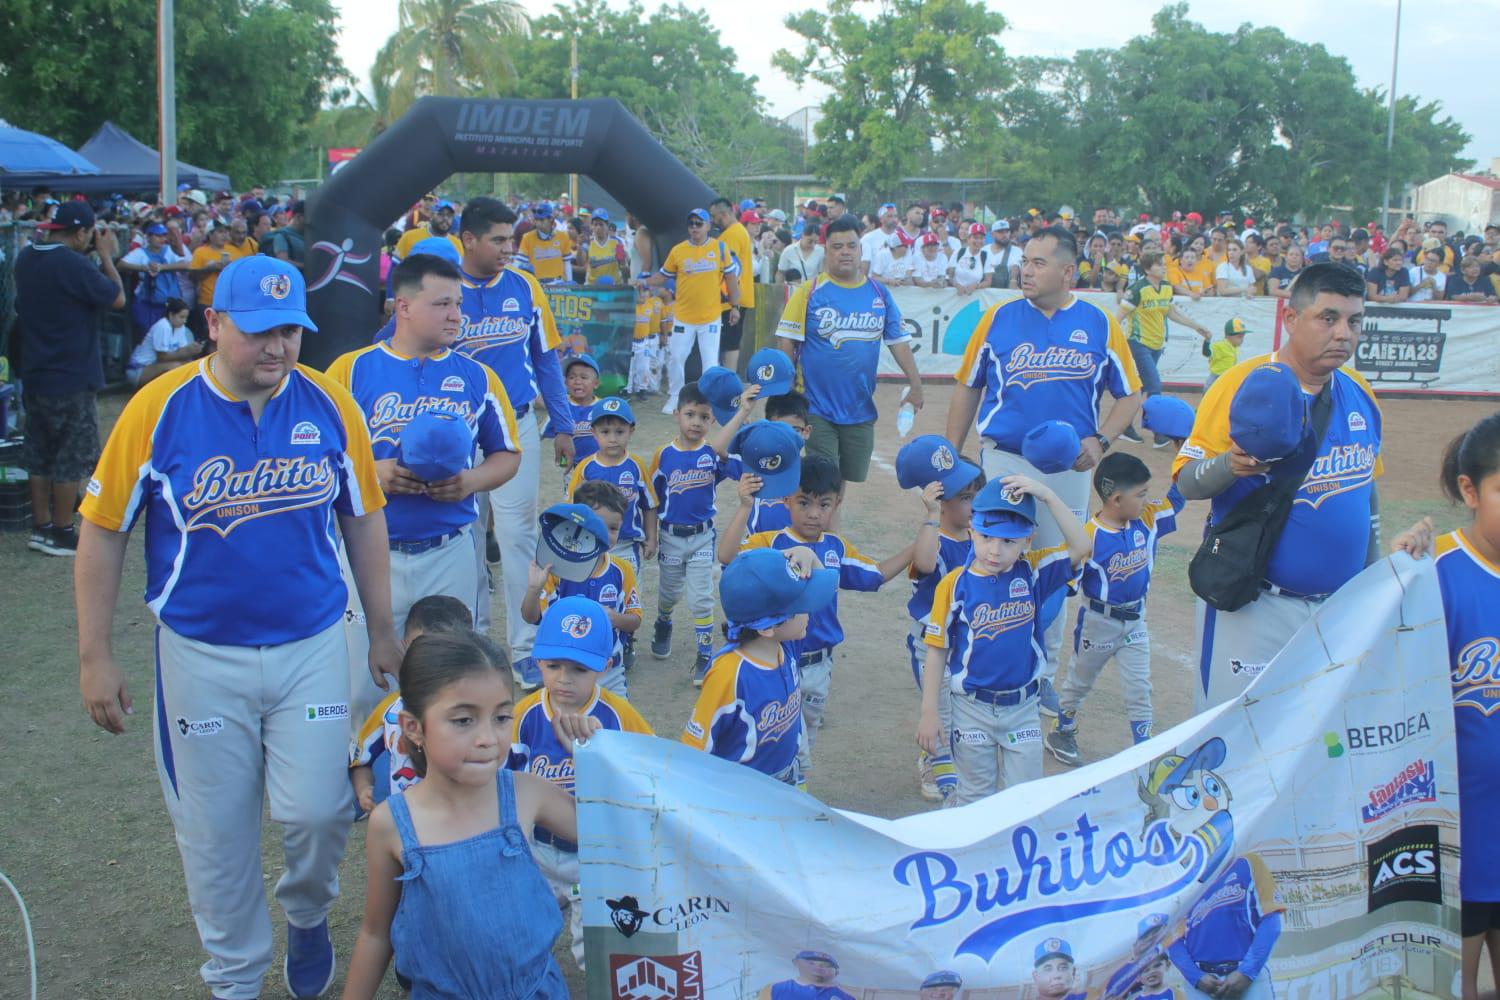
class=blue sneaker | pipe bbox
[285,920,335,998]
[1037,678,1060,718]
[515,656,542,689]
[691,653,711,688]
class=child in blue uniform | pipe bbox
[511,597,653,967]
[725,390,813,537]
[683,547,836,787]
[553,353,600,469]
[1392,412,1500,1000]
[1047,452,1185,767]
[344,629,580,999]
[566,396,658,573]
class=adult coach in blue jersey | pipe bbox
[945,225,1142,714]
[776,214,924,487]
[1173,262,1382,711]
[453,197,573,675]
[75,257,402,999]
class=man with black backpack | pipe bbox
[1172,263,1381,711]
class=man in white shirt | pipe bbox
[950,223,994,294]
[987,220,1022,289]
[778,228,825,284]
[861,203,900,270]
[910,233,950,287]
[1408,248,1447,302]
[869,232,914,286]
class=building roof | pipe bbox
[1454,173,1500,191]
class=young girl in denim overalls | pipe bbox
[343,630,587,998]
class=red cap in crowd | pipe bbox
[931,207,947,218]
[1243,217,1255,227]
[1185,211,1203,223]
[739,210,761,225]
[920,232,941,246]
[1139,213,1151,221]
[968,222,987,237]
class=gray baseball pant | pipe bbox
[153,621,353,1000]
[796,648,835,775]
[656,525,716,653]
[949,687,1044,804]
[1195,590,1320,713]
[1060,606,1153,728]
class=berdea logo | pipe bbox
[1366,824,1441,912]
[1342,712,1433,753]
[306,703,349,722]
[290,421,321,445]
[609,952,704,1000]
[1360,759,1436,824]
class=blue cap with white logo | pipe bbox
[1021,420,1081,475]
[399,410,472,482]
[536,502,610,583]
[434,199,455,213]
[746,347,795,398]
[921,970,963,989]
[1230,362,1308,462]
[1035,937,1074,966]
[1142,396,1195,442]
[564,353,600,376]
[721,549,837,632]
[212,256,317,334]
[687,207,710,223]
[970,479,1038,539]
[408,236,461,266]
[533,596,613,672]
[1138,913,1168,940]
[896,434,981,493]
[698,366,745,425]
[730,420,803,499]
[591,208,610,223]
[589,396,635,426]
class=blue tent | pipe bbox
[0,125,100,175]
[77,121,230,193]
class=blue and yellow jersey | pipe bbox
[455,265,567,418]
[556,397,598,464]
[566,453,657,542]
[538,555,641,670]
[650,440,725,526]
[956,295,1141,453]
[584,237,627,286]
[925,547,1078,693]
[741,528,884,652]
[718,222,755,309]
[350,690,419,796]
[683,642,803,784]
[1172,353,1383,597]
[324,343,520,541]
[80,359,383,646]
[511,687,652,798]
[515,226,574,283]
[1169,855,1283,976]
[634,296,664,341]
[660,239,739,325]
[1079,487,1184,605]
[776,273,907,425]
[1435,530,1500,900]
[907,530,973,624]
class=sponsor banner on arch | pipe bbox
[878,287,1500,397]
[577,554,1460,999]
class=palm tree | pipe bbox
[373,0,530,120]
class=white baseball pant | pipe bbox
[656,526,716,656]
[487,407,543,661]
[532,840,584,969]
[949,688,1044,804]
[1195,589,1320,713]
[664,320,720,412]
[1060,606,1153,728]
[979,447,1090,684]
[1183,972,1274,1000]
[611,538,642,576]
[796,648,835,775]
[152,621,353,1000]
[627,339,655,394]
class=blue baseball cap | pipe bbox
[533,596,613,672]
[590,396,635,426]
[1153,736,1227,794]
[698,366,745,425]
[921,970,963,989]
[212,256,317,334]
[1021,420,1081,475]
[738,198,757,212]
[144,222,168,236]
[408,236,461,266]
[687,207,710,223]
[1142,396,1195,441]
[591,208,610,223]
[399,409,472,482]
[1035,937,1074,966]
[730,421,803,499]
[433,199,455,213]
[746,348,795,398]
[970,479,1037,539]
[895,435,980,493]
[533,202,554,219]
[536,503,610,583]
[1230,362,1307,462]
[722,550,837,630]
[1138,913,1168,940]
[564,353,600,376]
[793,950,839,968]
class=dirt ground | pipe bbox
[0,382,1488,998]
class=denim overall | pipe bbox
[388,769,567,998]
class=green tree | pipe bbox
[774,0,1011,205]
[372,0,529,121]
[0,0,347,188]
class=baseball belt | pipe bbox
[965,677,1042,707]
[389,527,465,555]
[534,827,577,854]
[798,647,832,668]
[1087,597,1143,622]
[664,521,711,538]
[1196,961,1241,977]
[1260,580,1331,603]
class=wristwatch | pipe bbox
[1095,433,1111,452]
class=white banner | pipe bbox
[576,554,1461,1000]
[877,287,1500,397]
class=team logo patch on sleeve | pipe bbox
[440,375,466,392]
[86,478,102,496]
[1349,412,1368,431]
[290,421,322,445]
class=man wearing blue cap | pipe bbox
[757,949,856,999]
[76,255,402,999]
[516,200,574,284]
[327,253,523,720]
[946,225,1143,716]
[119,220,191,338]
[394,199,461,264]
[584,208,628,286]
[1173,263,1382,710]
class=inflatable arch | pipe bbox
[302,96,716,367]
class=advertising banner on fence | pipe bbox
[576,554,1460,1000]
[878,287,1500,397]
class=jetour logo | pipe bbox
[182,455,338,536]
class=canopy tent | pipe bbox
[0,124,101,186]
[77,121,230,192]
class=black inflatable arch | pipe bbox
[302,97,717,367]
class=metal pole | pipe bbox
[1381,0,1401,232]
[569,37,579,209]
[158,0,177,204]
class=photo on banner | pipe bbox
[577,554,1460,999]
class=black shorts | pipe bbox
[1463,899,1500,937]
[21,388,101,481]
[720,308,745,352]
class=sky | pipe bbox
[331,0,1495,171]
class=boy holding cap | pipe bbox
[918,476,1089,802]
[566,396,659,574]
[512,595,653,966]
[897,434,984,802]
[1045,452,1185,767]
[684,547,837,786]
